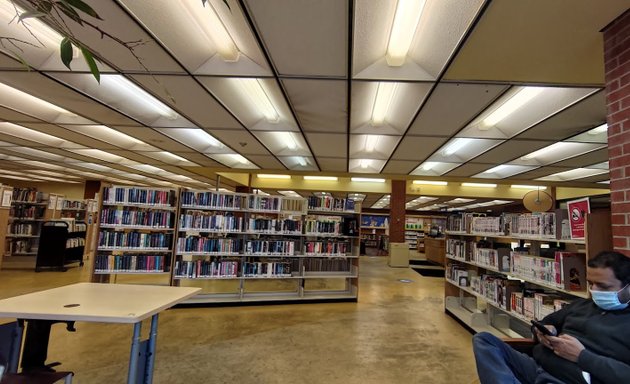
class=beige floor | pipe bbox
[0,257,478,383]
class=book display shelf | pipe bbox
[91,185,178,285]
[4,188,48,261]
[443,210,611,338]
[174,191,360,304]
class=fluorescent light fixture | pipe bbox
[360,159,371,169]
[447,198,476,204]
[229,154,249,164]
[0,174,38,181]
[597,180,610,184]
[365,135,380,152]
[482,87,545,128]
[442,138,473,156]
[304,176,338,181]
[462,182,497,188]
[253,189,269,196]
[67,125,146,148]
[348,193,366,201]
[75,162,114,172]
[277,132,299,150]
[28,170,81,179]
[295,156,307,166]
[0,122,66,146]
[371,82,397,125]
[511,185,547,190]
[237,79,280,123]
[179,129,224,149]
[386,0,426,66]
[412,180,448,186]
[257,174,291,179]
[278,190,302,198]
[0,2,63,46]
[128,164,164,174]
[537,168,609,181]
[421,162,438,171]
[351,177,385,183]
[159,152,189,162]
[587,123,608,135]
[182,0,239,62]
[0,82,75,116]
[102,75,178,120]
[484,165,508,173]
[520,142,569,160]
[70,149,127,163]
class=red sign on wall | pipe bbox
[567,197,591,239]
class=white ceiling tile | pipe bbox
[252,131,312,157]
[349,134,401,160]
[445,163,493,177]
[197,77,298,130]
[472,140,554,164]
[428,138,503,163]
[118,0,271,76]
[351,81,432,134]
[244,0,348,76]
[111,126,197,152]
[550,148,610,168]
[304,133,347,158]
[390,136,448,161]
[207,129,273,156]
[282,79,347,133]
[381,160,419,174]
[242,154,284,170]
[407,83,509,136]
[516,91,606,140]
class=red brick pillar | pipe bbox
[604,10,630,255]
[389,180,406,243]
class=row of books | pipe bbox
[66,238,85,248]
[179,212,243,232]
[176,237,242,254]
[303,257,352,272]
[247,195,281,211]
[303,241,350,256]
[244,240,297,255]
[9,206,45,219]
[471,216,503,233]
[94,254,169,273]
[181,191,243,209]
[11,188,44,203]
[174,259,241,278]
[448,212,568,239]
[62,200,86,209]
[98,231,173,249]
[8,240,33,253]
[247,218,302,233]
[511,252,586,292]
[103,187,175,206]
[304,217,343,235]
[509,213,556,238]
[307,196,355,212]
[9,223,37,235]
[100,208,174,228]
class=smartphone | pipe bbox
[531,320,556,336]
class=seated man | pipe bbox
[473,251,630,384]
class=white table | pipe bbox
[0,283,200,384]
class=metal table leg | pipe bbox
[144,314,159,384]
[127,321,142,384]
[6,321,24,373]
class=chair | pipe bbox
[0,322,73,384]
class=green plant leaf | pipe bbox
[63,0,103,20]
[18,11,46,21]
[35,2,53,13]
[56,1,83,25]
[60,37,73,69]
[80,46,100,83]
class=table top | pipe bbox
[0,283,200,323]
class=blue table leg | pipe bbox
[144,314,159,384]
[127,321,142,384]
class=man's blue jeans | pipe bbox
[472,332,566,384]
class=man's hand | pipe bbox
[534,325,557,349]
[548,334,585,362]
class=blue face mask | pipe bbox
[590,284,630,311]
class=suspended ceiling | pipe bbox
[0,0,626,202]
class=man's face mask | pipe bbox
[590,284,630,311]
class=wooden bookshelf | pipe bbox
[443,210,611,338]
[91,185,179,284]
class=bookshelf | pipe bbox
[172,191,360,304]
[443,210,611,338]
[4,188,48,266]
[0,184,12,270]
[91,185,178,284]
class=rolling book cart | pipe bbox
[35,220,86,272]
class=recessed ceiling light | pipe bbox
[482,87,544,128]
[462,182,497,188]
[257,174,291,179]
[412,180,448,186]
[304,176,338,181]
[386,0,426,66]
[351,177,385,183]
[511,185,547,190]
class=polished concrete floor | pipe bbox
[0,257,478,383]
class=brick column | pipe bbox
[389,180,406,243]
[604,10,630,255]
